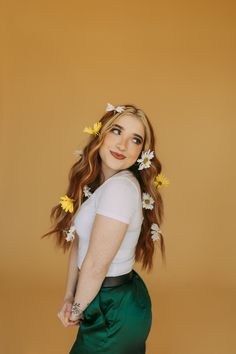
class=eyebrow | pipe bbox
[111,124,144,142]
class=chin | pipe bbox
[108,162,127,173]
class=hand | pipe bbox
[57,298,81,327]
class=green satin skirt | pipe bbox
[69,269,152,354]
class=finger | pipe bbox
[57,312,68,327]
[59,308,70,317]
[65,309,71,318]
[67,314,80,323]
[57,312,66,326]
[64,310,72,323]
[67,320,80,326]
[63,312,77,326]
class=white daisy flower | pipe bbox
[83,185,92,198]
[142,192,155,210]
[106,103,125,113]
[65,225,76,242]
[150,223,162,242]
[137,149,154,170]
[73,149,83,158]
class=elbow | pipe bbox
[83,257,109,275]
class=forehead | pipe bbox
[113,114,145,136]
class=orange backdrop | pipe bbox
[1,1,235,353]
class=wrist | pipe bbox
[64,294,74,302]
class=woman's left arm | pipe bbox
[69,213,128,321]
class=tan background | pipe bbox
[1,1,236,353]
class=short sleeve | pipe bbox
[95,177,138,224]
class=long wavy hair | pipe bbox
[42,104,166,272]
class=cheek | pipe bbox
[129,145,142,160]
[99,135,113,157]
[103,133,114,147]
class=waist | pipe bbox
[101,270,133,287]
[78,268,134,287]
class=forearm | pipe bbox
[64,238,79,301]
[71,259,108,317]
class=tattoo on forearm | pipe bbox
[71,302,82,315]
[71,301,91,318]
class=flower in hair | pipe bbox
[64,225,76,242]
[150,223,162,242]
[142,192,155,210]
[73,149,83,158]
[106,103,125,113]
[83,122,102,136]
[60,195,75,213]
[137,149,154,170]
[83,185,92,198]
[154,173,170,189]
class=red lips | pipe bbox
[110,151,126,160]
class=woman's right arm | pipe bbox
[57,236,80,327]
[63,235,79,302]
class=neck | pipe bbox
[100,168,128,184]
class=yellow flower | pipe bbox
[154,173,170,189]
[60,195,75,213]
[83,121,102,136]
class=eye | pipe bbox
[133,137,142,145]
[111,127,142,145]
[111,128,121,135]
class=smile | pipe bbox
[110,151,126,160]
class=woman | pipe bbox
[42,103,168,354]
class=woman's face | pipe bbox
[99,114,145,180]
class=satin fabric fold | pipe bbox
[69,270,152,354]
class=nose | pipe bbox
[116,137,128,151]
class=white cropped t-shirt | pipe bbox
[73,169,144,276]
